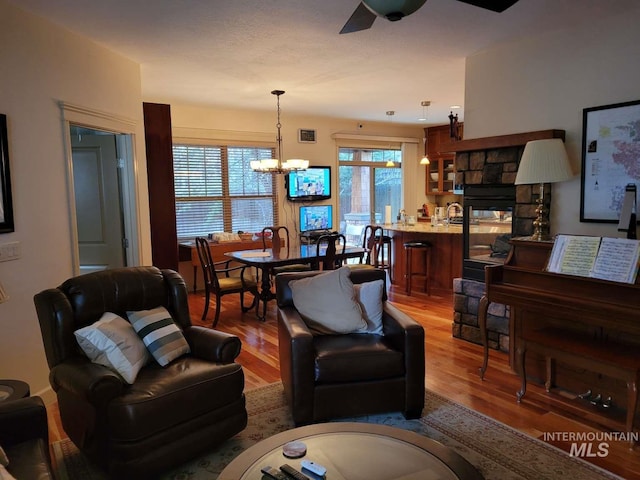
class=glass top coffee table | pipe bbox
[219,422,483,480]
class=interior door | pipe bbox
[71,132,126,272]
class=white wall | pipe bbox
[0,1,150,399]
[464,5,640,237]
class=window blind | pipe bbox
[173,144,278,239]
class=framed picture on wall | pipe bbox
[298,128,316,143]
[580,99,640,223]
[0,114,15,234]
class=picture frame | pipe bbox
[298,128,316,143]
[0,114,15,234]
[580,99,640,223]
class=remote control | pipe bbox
[300,460,327,477]
[279,463,310,480]
[261,465,289,480]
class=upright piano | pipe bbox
[478,238,640,439]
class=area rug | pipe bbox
[52,382,621,480]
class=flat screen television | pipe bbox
[286,166,331,202]
[299,204,333,232]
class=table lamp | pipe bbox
[515,138,573,241]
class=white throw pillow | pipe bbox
[74,312,149,384]
[290,266,366,334]
[127,306,191,367]
[354,279,385,335]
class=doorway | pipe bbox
[338,147,402,246]
[70,126,130,274]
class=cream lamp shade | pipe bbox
[514,138,573,241]
[515,138,573,185]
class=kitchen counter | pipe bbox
[382,223,462,234]
[379,221,511,292]
[381,226,461,292]
[381,222,511,235]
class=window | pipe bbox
[338,147,402,246]
[173,144,278,239]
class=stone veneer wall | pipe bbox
[454,145,551,238]
[453,278,510,351]
[451,143,551,350]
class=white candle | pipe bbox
[384,205,392,225]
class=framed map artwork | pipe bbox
[580,99,640,223]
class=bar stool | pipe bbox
[404,241,432,296]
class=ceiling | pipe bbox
[8,0,635,125]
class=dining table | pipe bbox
[225,243,364,321]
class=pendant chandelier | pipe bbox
[420,101,430,165]
[385,111,396,167]
[250,90,309,174]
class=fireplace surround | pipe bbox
[444,130,565,350]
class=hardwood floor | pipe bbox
[48,285,640,479]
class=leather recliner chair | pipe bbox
[34,266,247,479]
[275,268,425,426]
[0,396,55,480]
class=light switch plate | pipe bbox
[0,241,21,262]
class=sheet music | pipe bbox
[547,235,640,284]
[591,237,640,283]
[546,235,600,277]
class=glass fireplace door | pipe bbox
[467,207,513,264]
[462,185,515,281]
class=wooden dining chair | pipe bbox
[355,225,392,281]
[314,232,347,270]
[195,237,259,327]
[261,226,312,275]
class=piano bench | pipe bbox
[517,327,640,447]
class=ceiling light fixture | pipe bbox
[385,111,396,167]
[418,100,430,122]
[420,136,430,165]
[250,90,309,174]
[362,0,427,21]
[419,101,431,164]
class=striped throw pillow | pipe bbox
[127,306,190,367]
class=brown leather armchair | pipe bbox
[275,268,425,426]
[0,396,54,480]
[34,266,247,479]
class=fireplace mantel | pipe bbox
[440,129,565,154]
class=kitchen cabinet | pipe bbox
[424,124,463,195]
[427,157,456,194]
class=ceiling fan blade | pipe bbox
[456,0,519,13]
[340,2,377,34]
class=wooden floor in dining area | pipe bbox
[48,284,640,479]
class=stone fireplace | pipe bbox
[444,130,565,351]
